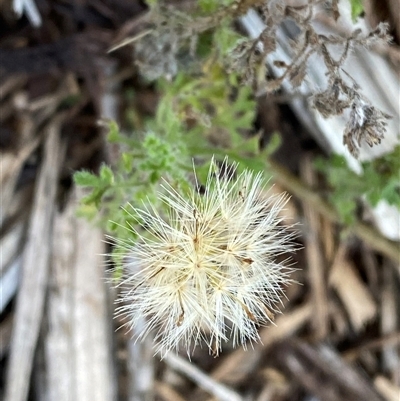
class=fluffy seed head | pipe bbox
[115,159,296,356]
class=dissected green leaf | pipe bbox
[99,165,114,185]
[316,147,400,223]
[73,170,99,187]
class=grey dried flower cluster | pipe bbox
[133,4,228,81]
[135,31,180,81]
[227,2,392,157]
[343,93,391,158]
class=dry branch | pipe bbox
[46,188,117,401]
[301,154,329,339]
[164,353,243,401]
[272,340,385,401]
[207,303,312,386]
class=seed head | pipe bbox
[115,159,296,357]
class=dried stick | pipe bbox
[5,117,64,401]
[164,353,243,401]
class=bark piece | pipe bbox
[374,376,400,401]
[46,187,116,401]
[301,154,329,339]
[330,246,377,331]
[5,119,63,401]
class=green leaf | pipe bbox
[99,165,114,185]
[75,203,98,220]
[73,170,99,187]
[107,120,122,143]
[264,132,282,156]
[315,147,400,223]
[198,0,219,13]
[81,187,107,207]
[122,153,134,173]
[350,0,364,21]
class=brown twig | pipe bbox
[268,159,400,262]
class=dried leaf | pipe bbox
[332,0,340,21]
[273,60,288,68]
[260,30,276,54]
[289,63,307,87]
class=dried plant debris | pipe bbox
[312,78,391,158]
[342,92,391,158]
[132,4,224,81]
[134,30,180,81]
[132,8,193,81]
[132,1,393,157]
[230,2,392,157]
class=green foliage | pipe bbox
[159,67,256,144]
[145,0,237,13]
[73,121,191,241]
[144,0,157,7]
[315,147,400,224]
[349,0,364,21]
[198,0,237,13]
[213,23,243,55]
